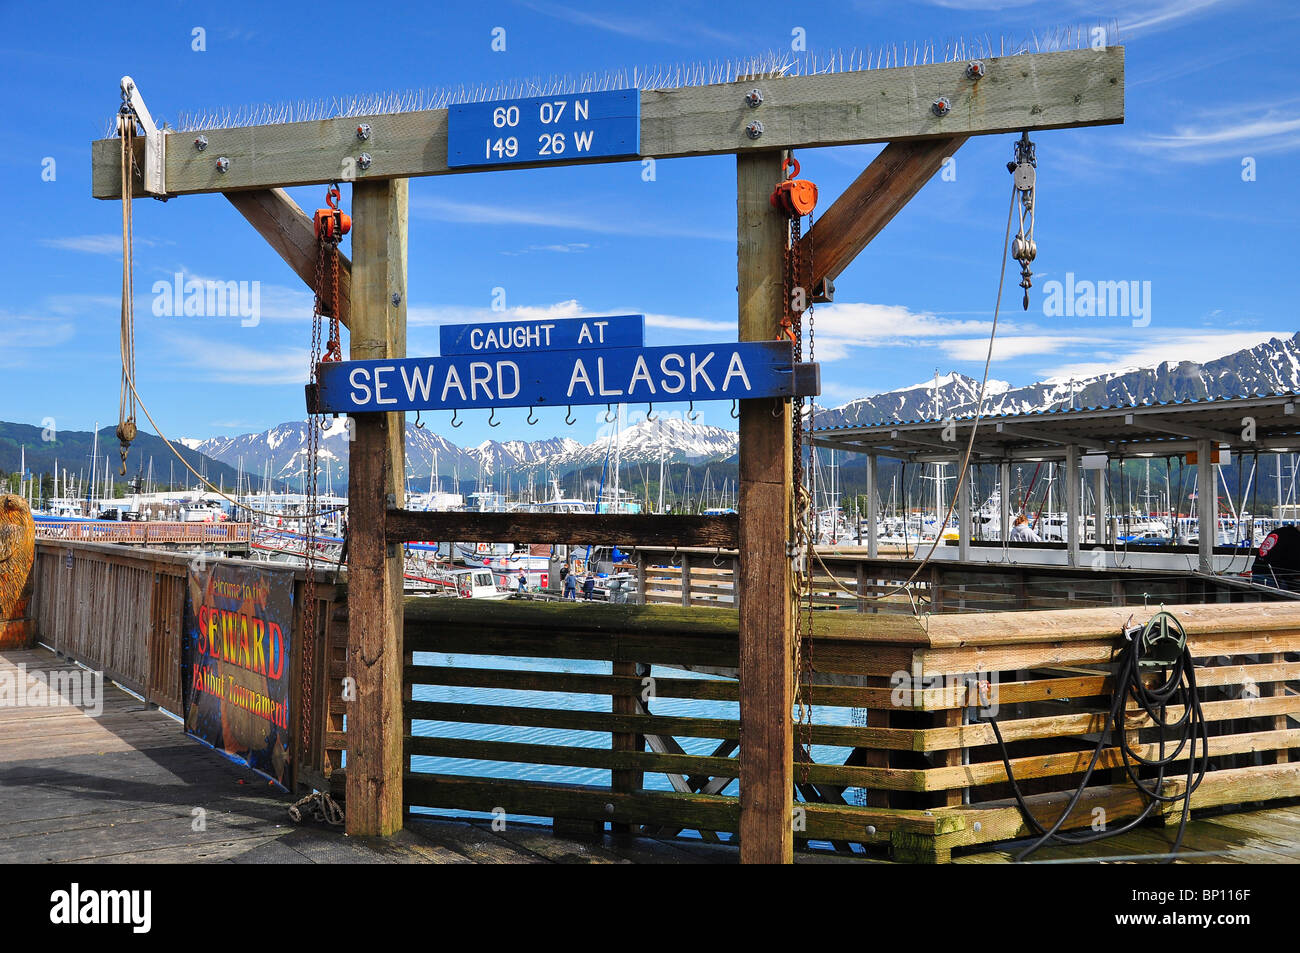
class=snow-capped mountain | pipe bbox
[817,332,1300,429]
[185,332,1300,484]
[185,415,738,484]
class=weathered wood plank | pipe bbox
[93,48,1124,197]
[225,188,352,328]
[387,509,739,548]
[344,178,407,837]
[736,147,794,864]
[797,136,968,288]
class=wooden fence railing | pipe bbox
[28,539,343,791]
[375,597,1300,861]
[633,546,1289,615]
[34,521,253,545]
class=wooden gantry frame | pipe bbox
[93,46,1124,863]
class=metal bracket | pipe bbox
[120,76,166,196]
[792,362,821,398]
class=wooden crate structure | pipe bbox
[331,597,1300,861]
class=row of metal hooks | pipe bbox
[413,399,735,430]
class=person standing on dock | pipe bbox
[1009,514,1040,543]
[582,573,596,601]
[563,566,577,600]
[516,568,528,593]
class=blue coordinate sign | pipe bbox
[313,343,797,413]
[447,90,640,168]
[441,315,644,356]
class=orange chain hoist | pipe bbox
[313,184,351,364]
[770,156,818,344]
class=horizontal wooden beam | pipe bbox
[225,188,352,329]
[798,135,968,288]
[93,48,1123,197]
[386,509,739,548]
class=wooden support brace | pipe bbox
[225,188,352,329]
[797,136,968,291]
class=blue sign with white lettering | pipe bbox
[313,343,797,413]
[447,90,640,169]
[440,315,644,356]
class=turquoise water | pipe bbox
[408,652,861,843]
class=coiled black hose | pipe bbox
[987,612,1209,862]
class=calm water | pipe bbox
[408,652,862,842]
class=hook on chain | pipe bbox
[488,407,500,428]
[605,404,616,424]
[730,399,739,419]
[687,400,699,422]
[527,406,538,426]
[646,403,656,422]
[565,406,576,426]
[450,408,462,429]
[414,410,425,430]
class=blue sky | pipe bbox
[2,0,1297,451]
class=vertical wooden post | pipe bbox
[345,178,408,837]
[999,462,1011,544]
[1196,439,1215,573]
[737,151,794,864]
[865,455,879,559]
[1065,445,1080,567]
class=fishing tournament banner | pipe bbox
[182,562,293,788]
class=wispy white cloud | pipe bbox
[1037,331,1290,381]
[519,0,742,47]
[1119,0,1237,36]
[158,332,309,385]
[1135,107,1300,161]
[39,234,162,254]
[940,334,1095,362]
[413,195,730,241]
[501,242,592,256]
[0,310,75,357]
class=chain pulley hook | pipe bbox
[1008,131,1038,311]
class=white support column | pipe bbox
[1065,445,1080,567]
[999,461,1011,544]
[866,455,879,558]
[957,459,970,562]
[1095,465,1107,545]
[1197,438,1216,573]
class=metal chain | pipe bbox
[300,230,335,769]
[799,208,816,784]
[779,170,816,787]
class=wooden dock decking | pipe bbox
[2,645,1297,865]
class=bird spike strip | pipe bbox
[109,23,1117,136]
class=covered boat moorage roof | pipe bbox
[811,391,1300,463]
[810,391,1300,573]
